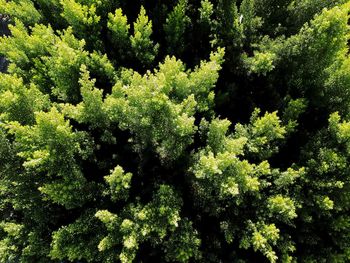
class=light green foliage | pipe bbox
[240,222,281,263]
[43,27,89,102]
[188,48,225,111]
[50,213,105,262]
[191,114,274,202]
[60,0,101,34]
[190,111,303,261]
[87,51,116,81]
[6,107,94,209]
[287,4,350,88]
[206,118,231,154]
[0,0,41,25]
[0,73,50,124]
[0,24,104,106]
[267,195,297,221]
[329,112,350,154]
[325,56,350,114]
[295,112,350,261]
[244,3,350,112]
[282,98,307,132]
[1,1,350,262]
[104,165,133,201]
[288,0,348,30]
[0,222,24,262]
[243,49,276,76]
[164,0,190,55]
[273,167,305,189]
[319,196,334,210]
[0,21,55,75]
[104,48,224,161]
[235,109,287,159]
[130,6,158,65]
[192,146,263,197]
[38,171,93,209]
[7,107,78,169]
[156,48,225,111]
[0,22,102,102]
[107,8,130,55]
[241,35,282,75]
[59,0,107,49]
[163,219,201,262]
[199,0,214,24]
[105,73,196,161]
[249,110,286,140]
[96,185,194,263]
[63,65,108,128]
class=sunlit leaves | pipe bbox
[1,1,350,262]
[240,222,281,263]
[267,195,297,221]
[199,0,214,24]
[96,185,185,263]
[107,8,130,58]
[104,165,132,201]
[0,0,41,25]
[130,6,158,66]
[60,0,102,48]
[103,48,224,161]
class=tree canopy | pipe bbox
[1,0,350,262]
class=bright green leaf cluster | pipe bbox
[0,0,41,25]
[130,6,158,66]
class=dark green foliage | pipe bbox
[1,1,350,262]
[164,0,190,56]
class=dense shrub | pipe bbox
[1,0,350,262]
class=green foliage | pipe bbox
[104,165,133,201]
[267,195,297,221]
[240,222,281,263]
[107,8,130,59]
[239,0,263,41]
[0,73,50,124]
[199,0,214,24]
[235,109,287,159]
[282,98,307,131]
[95,185,188,263]
[164,0,190,55]
[288,0,348,31]
[103,48,224,161]
[50,212,105,262]
[60,0,102,48]
[0,20,55,74]
[0,222,24,262]
[6,107,95,209]
[0,20,115,103]
[43,28,89,102]
[1,1,350,262]
[130,6,158,66]
[163,219,201,262]
[0,0,41,26]
[63,65,108,128]
[243,49,277,75]
[244,2,350,112]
